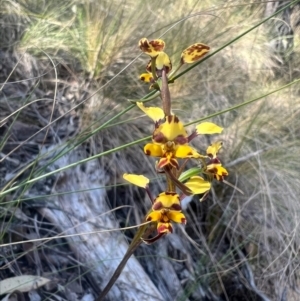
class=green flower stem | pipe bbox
[1,78,299,197]
[95,223,150,301]
[161,69,171,115]
[151,56,158,81]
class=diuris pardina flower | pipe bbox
[205,141,228,181]
[137,102,223,171]
[123,174,186,243]
[139,38,172,82]
[147,192,186,236]
[139,38,210,84]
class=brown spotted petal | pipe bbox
[139,38,165,57]
[181,43,210,64]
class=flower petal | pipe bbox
[206,164,228,181]
[181,43,210,64]
[146,211,162,222]
[206,141,223,158]
[144,143,164,157]
[153,192,181,210]
[167,211,186,224]
[156,52,172,73]
[137,102,165,122]
[159,115,188,141]
[123,173,149,188]
[196,122,223,134]
[139,38,165,57]
[140,73,154,83]
[175,145,202,158]
[184,176,211,194]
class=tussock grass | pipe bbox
[1,0,300,300]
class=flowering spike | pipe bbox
[123,173,149,188]
[181,43,210,64]
[196,122,223,134]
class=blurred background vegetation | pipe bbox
[0,0,300,300]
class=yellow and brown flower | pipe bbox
[146,208,186,234]
[205,141,228,181]
[139,38,172,81]
[137,102,223,170]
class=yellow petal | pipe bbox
[154,192,180,209]
[159,115,188,141]
[206,141,223,158]
[140,73,154,83]
[216,165,228,177]
[156,52,172,73]
[136,102,165,122]
[175,145,202,158]
[146,211,162,222]
[196,122,223,134]
[139,38,165,57]
[167,211,186,224]
[181,43,210,64]
[123,173,149,188]
[207,164,228,180]
[184,176,211,194]
[144,143,164,157]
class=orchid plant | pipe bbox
[124,38,227,243]
[97,38,228,300]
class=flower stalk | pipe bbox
[96,37,229,299]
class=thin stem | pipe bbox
[95,239,143,301]
[151,57,157,81]
[161,68,171,116]
[95,223,151,301]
